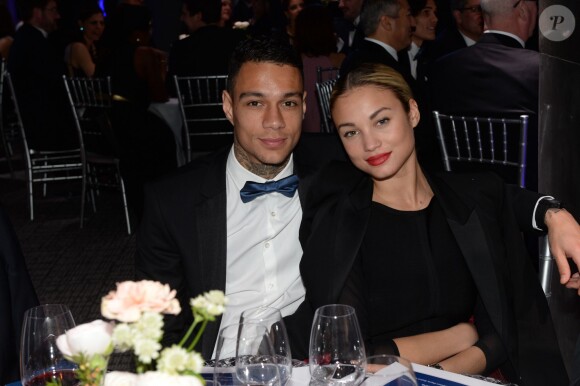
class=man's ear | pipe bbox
[380,14,392,31]
[222,90,234,125]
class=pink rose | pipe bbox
[101,280,181,322]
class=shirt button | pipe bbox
[265,242,270,248]
[271,211,276,217]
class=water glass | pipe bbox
[214,322,281,386]
[240,306,292,385]
[309,304,366,386]
[20,304,78,386]
[361,355,417,386]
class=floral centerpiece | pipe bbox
[53,280,227,386]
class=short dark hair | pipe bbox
[227,36,303,95]
[450,0,468,11]
[77,5,103,23]
[408,0,428,16]
[17,0,53,22]
[183,0,221,23]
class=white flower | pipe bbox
[112,323,134,352]
[186,351,204,374]
[133,337,161,364]
[190,290,228,317]
[104,371,138,386]
[56,320,113,358]
[134,312,164,341]
[137,372,204,386]
[157,345,190,374]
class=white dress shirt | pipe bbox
[213,147,304,357]
[484,30,526,48]
[365,38,398,61]
[407,42,421,79]
[459,30,477,47]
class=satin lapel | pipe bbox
[330,177,373,301]
[429,175,505,338]
[195,150,228,359]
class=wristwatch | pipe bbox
[536,198,564,230]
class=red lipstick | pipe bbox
[366,152,391,166]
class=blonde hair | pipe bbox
[330,63,414,115]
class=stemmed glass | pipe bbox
[214,322,281,386]
[240,306,292,385]
[20,304,78,386]
[309,304,366,386]
[361,355,417,386]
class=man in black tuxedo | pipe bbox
[428,0,483,62]
[167,0,243,82]
[0,204,39,385]
[136,36,345,360]
[428,0,539,189]
[334,0,365,54]
[7,0,76,151]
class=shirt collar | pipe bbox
[459,30,477,47]
[365,38,398,61]
[484,30,525,48]
[226,146,295,191]
[409,41,421,60]
[32,24,48,38]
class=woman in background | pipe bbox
[219,0,233,28]
[0,1,14,60]
[281,0,304,45]
[64,7,105,77]
[298,63,570,385]
[294,5,344,132]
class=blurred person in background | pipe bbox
[281,0,304,45]
[0,1,15,59]
[63,6,105,77]
[294,4,344,132]
[218,0,233,27]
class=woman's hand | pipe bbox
[393,322,478,365]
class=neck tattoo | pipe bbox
[234,143,288,180]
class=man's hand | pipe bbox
[545,208,580,294]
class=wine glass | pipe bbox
[240,306,292,385]
[214,322,281,386]
[361,355,417,386]
[309,304,366,386]
[20,304,78,386]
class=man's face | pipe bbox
[40,1,60,33]
[390,0,413,51]
[453,0,483,40]
[222,62,305,169]
[339,0,364,22]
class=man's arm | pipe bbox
[544,208,580,293]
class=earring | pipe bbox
[80,26,84,31]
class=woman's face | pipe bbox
[332,85,420,181]
[412,0,438,45]
[285,0,304,22]
[81,12,105,42]
[221,0,232,22]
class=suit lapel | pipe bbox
[194,150,229,359]
[428,174,506,338]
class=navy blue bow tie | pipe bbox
[240,174,299,203]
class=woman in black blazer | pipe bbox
[297,63,569,386]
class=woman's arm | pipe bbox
[69,42,96,77]
[394,322,478,365]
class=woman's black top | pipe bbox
[338,197,506,373]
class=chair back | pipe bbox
[315,78,338,133]
[432,111,529,188]
[316,66,339,84]
[1,62,24,176]
[174,75,232,162]
[62,76,120,157]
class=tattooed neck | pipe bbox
[234,142,289,179]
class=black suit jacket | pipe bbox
[334,17,365,55]
[427,32,540,189]
[7,23,75,150]
[295,161,567,386]
[0,204,39,385]
[168,25,243,80]
[428,26,468,63]
[135,134,346,360]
